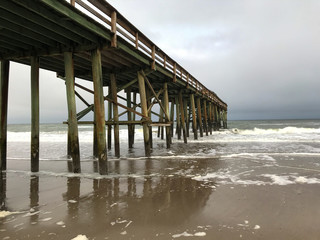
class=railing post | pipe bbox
[151,45,156,70]
[111,11,117,48]
[173,63,176,82]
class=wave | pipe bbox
[231,127,320,135]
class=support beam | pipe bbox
[190,94,197,140]
[64,52,81,173]
[179,91,187,143]
[146,87,153,149]
[31,56,40,172]
[91,49,107,174]
[197,97,203,137]
[163,83,171,148]
[137,71,150,157]
[110,73,120,158]
[0,60,9,171]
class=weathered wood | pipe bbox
[110,73,120,158]
[208,102,213,135]
[0,60,9,171]
[190,94,198,140]
[203,100,208,136]
[31,56,40,172]
[179,91,187,143]
[111,11,117,47]
[132,92,137,145]
[170,100,174,138]
[142,71,170,121]
[107,86,112,150]
[64,52,81,173]
[93,108,98,158]
[146,87,153,149]
[158,98,164,139]
[137,71,150,157]
[77,105,94,120]
[196,97,203,137]
[175,95,181,139]
[163,82,171,148]
[126,88,133,148]
[184,98,189,137]
[91,48,107,174]
[75,90,90,107]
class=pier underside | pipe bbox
[0,0,228,174]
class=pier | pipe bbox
[0,0,227,174]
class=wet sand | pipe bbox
[1,156,320,240]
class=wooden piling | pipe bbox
[196,97,203,137]
[175,95,181,140]
[126,88,134,148]
[190,94,197,140]
[110,73,120,158]
[208,102,213,135]
[31,56,40,172]
[184,98,189,138]
[163,82,171,148]
[93,112,98,158]
[178,91,187,143]
[170,100,174,137]
[91,49,107,174]
[132,92,137,145]
[0,60,9,171]
[107,87,112,150]
[137,71,151,157]
[64,52,81,173]
[203,100,208,136]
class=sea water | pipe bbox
[5,119,320,185]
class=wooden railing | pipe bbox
[69,0,227,109]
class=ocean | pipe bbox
[2,119,320,239]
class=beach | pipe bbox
[1,120,320,239]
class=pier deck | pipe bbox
[0,0,228,174]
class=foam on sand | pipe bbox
[0,211,21,218]
[71,235,88,240]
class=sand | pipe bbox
[1,157,320,240]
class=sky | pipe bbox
[6,0,320,123]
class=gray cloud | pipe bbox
[6,0,320,123]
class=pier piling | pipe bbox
[64,52,81,173]
[31,56,40,172]
[91,49,107,174]
[0,60,9,171]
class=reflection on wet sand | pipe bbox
[0,171,6,211]
[0,159,217,239]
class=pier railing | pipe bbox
[68,0,227,109]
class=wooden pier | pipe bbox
[0,0,228,174]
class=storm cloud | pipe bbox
[7,0,320,123]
